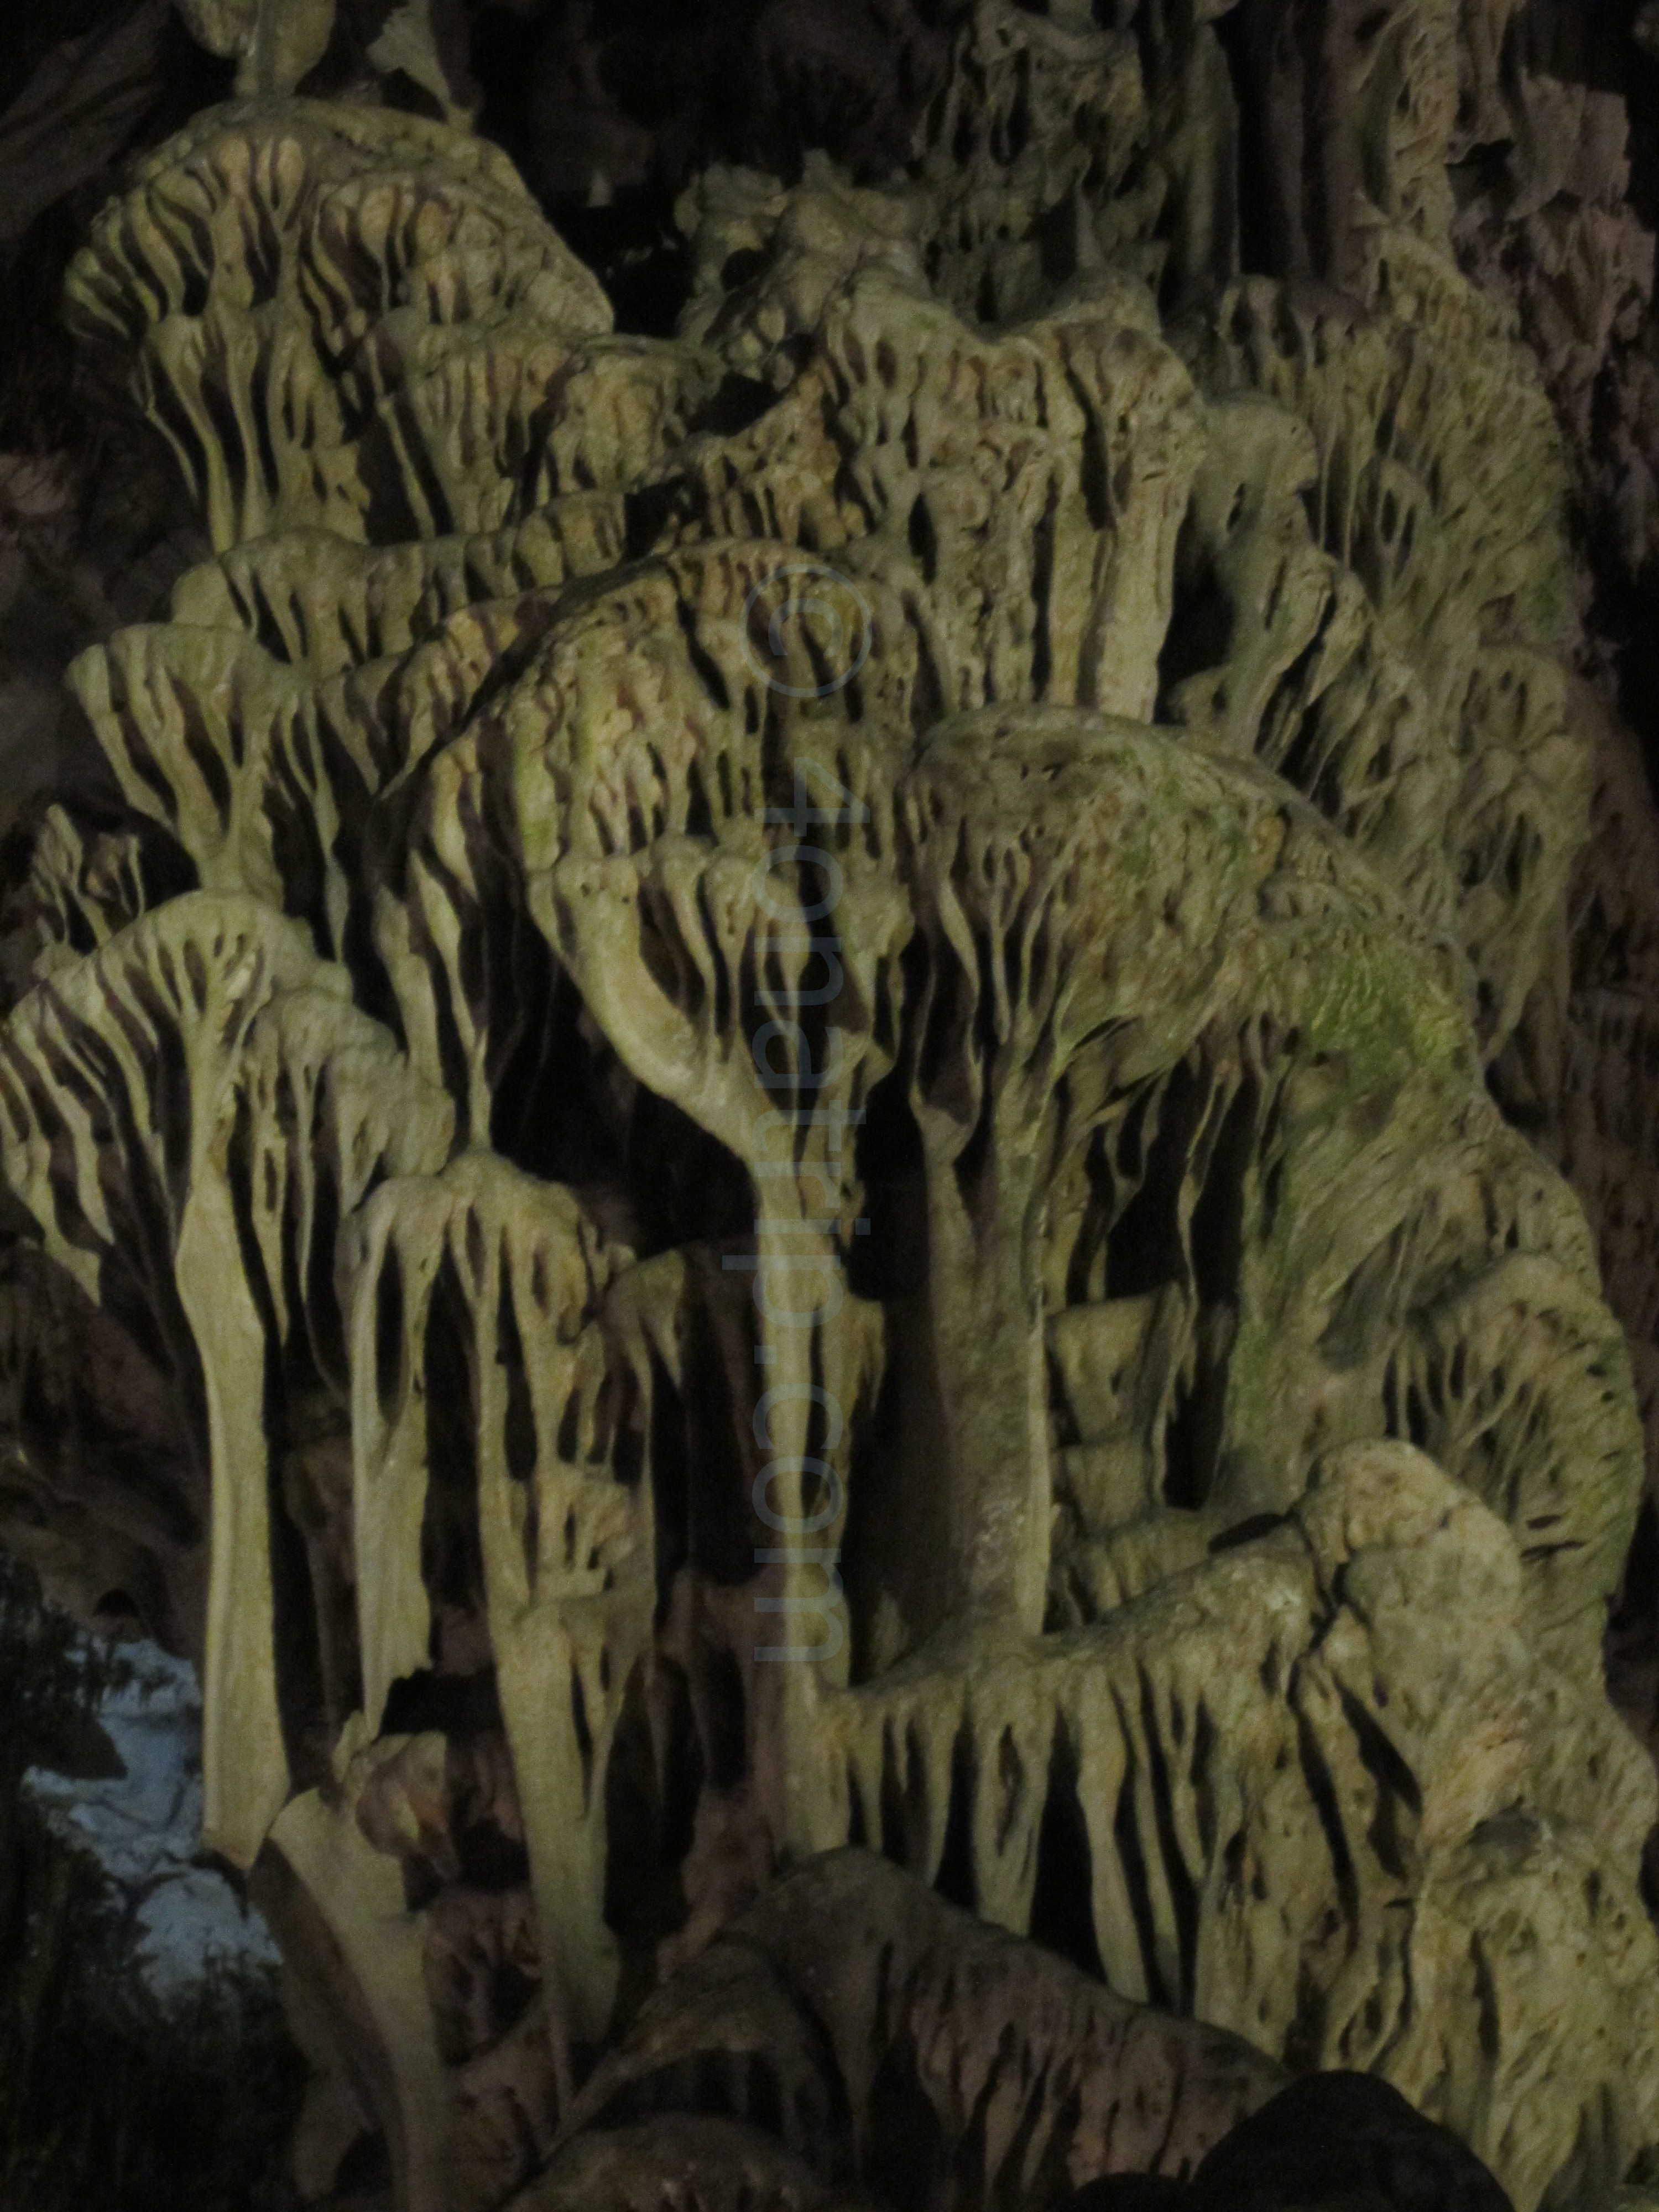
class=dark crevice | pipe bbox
[1029,1713,1107,1981]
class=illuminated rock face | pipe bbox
[1,9,1657,2209]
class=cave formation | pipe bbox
[3,0,1659,2207]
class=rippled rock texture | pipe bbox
[2,3,1659,2210]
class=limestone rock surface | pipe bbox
[2,6,1658,2211]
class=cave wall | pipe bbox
[2,2,1659,2209]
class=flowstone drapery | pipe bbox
[3,6,1659,2210]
